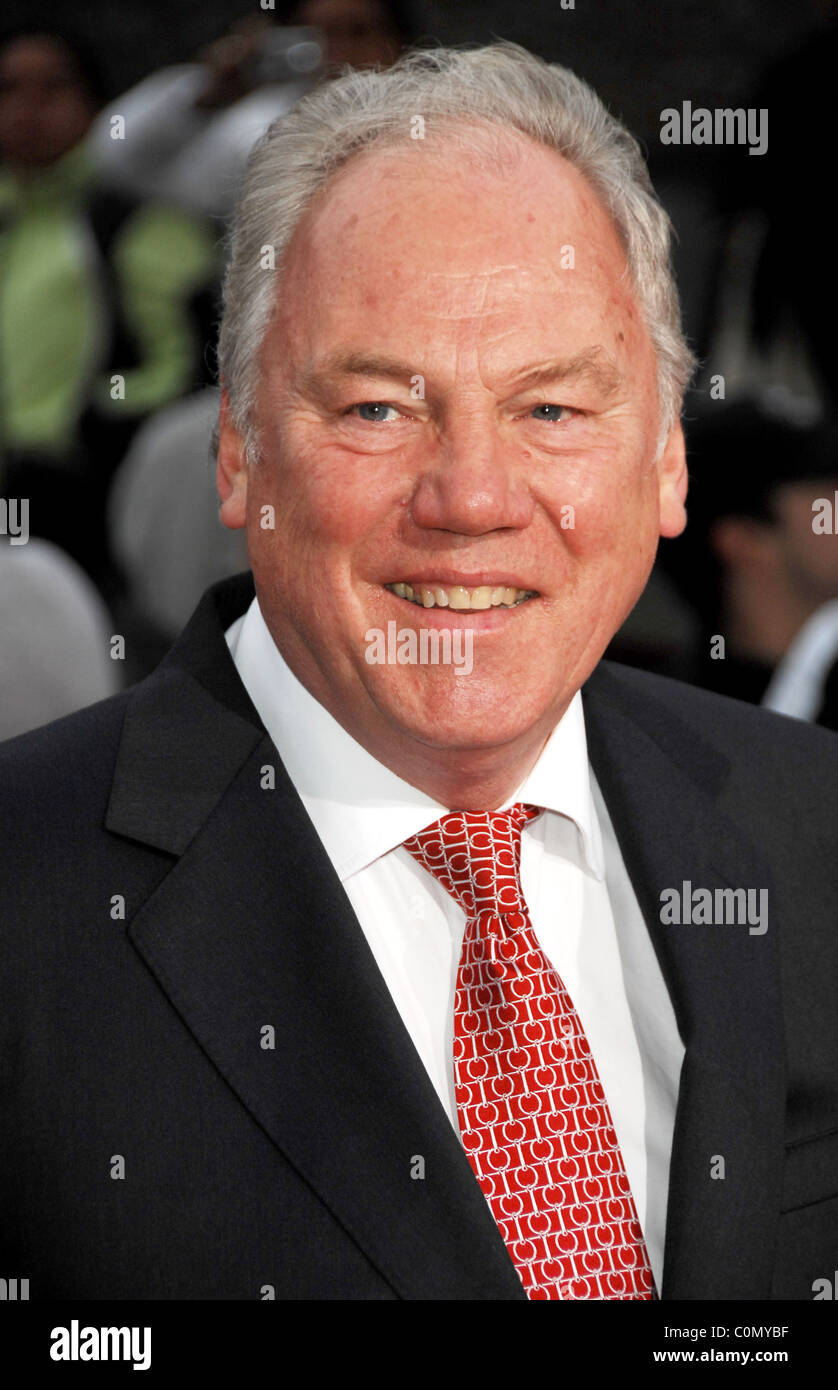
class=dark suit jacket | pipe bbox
[2,571,837,1300]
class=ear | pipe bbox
[657,420,688,539]
[216,388,248,529]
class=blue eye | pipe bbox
[353,402,398,422]
[531,404,570,422]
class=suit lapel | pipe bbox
[107,576,526,1300]
[108,576,785,1300]
[582,665,786,1299]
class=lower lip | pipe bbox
[385,589,539,631]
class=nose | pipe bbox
[409,413,534,537]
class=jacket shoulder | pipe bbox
[591,658,838,756]
[0,689,132,824]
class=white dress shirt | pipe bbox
[90,67,311,219]
[225,596,685,1291]
[761,598,838,721]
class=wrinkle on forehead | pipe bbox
[270,124,655,395]
[415,264,576,321]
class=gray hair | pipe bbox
[218,41,695,462]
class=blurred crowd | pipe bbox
[1,0,837,741]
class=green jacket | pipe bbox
[0,140,218,459]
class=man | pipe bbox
[664,397,838,729]
[1,42,836,1302]
[89,0,419,220]
[0,25,219,584]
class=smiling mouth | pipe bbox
[384,582,538,610]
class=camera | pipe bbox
[249,26,324,87]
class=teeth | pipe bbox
[385,582,536,609]
[448,586,471,610]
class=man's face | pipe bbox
[219,128,686,778]
[0,37,96,171]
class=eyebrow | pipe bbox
[300,352,417,396]
[300,347,624,399]
[500,350,624,397]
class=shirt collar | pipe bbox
[226,596,604,883]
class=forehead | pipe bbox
[271,125,648,373]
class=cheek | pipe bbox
[548,448,659,568]
[796,533,838,582]
[246,446,404,599]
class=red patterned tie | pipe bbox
[403,805,656,1300]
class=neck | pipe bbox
[364,724,555,811]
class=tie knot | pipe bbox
[403,804,542,919]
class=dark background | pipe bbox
[2,0,826,140]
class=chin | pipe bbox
[375,674,553,753]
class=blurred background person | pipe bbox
[107,386,248,671]
[0,535,121,741]
[89,0,422,221]
[658,396,838,731]
[0,24,220,591]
